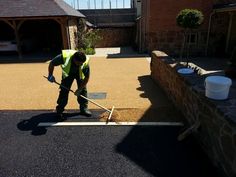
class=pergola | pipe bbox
[0,0,85,58]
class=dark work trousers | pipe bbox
[56,75,88,114]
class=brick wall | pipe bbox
[95,27,135,47]
[151,51,236,177]
[141,0,213,56]
[148,0,211,32]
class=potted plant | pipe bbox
[176,9,204,74]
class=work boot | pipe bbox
[56,111,66,122]
[56,106,66,121]
[80,108,92,117]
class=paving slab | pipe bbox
[94,47,150,58]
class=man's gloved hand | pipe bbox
[74,89,82,96]
[47,75,55,83]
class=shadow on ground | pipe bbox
[0,51,58,63]
[137,75,176,108]
[17,112,82,136]
[107,53,150,58]
[114,74,222,177]
[16,109,104,136]
[115,126,221,177]
[106,47,150,58]
[17,113,57,136]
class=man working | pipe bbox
[47,50,92,121]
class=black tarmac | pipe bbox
[0,110,221,177]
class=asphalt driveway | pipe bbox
[0,110,221,177]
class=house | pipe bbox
[0,0,85,57]
[136,0,236,58]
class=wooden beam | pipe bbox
[0,16,74,53]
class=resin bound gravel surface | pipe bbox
[0,56,182,122]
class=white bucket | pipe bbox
[205,76,232,100]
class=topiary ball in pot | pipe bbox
[176,9,204,29]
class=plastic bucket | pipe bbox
[205,76,232,100]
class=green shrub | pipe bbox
[79,47,95,55]
[176,9,204,29]
[84,30,102,49]
[77,18,102,55]
[85,47,95,55]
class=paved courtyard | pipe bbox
[0,48,226,177]
[0,48,180,123]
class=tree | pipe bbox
[176,9,204,65]
[77,18,102,55]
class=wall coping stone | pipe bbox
[151,50,236,177]
[151,51,236,126]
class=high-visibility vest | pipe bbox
[61,50,89,79]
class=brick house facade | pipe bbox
[138,0,236,57]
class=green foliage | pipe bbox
[79,47,95,55]
[176,9,204,29]
[77,18,102,55]
[83,30,102,49]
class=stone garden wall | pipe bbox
[95,27,135,47]
[151,51,236,177]
[68,19,78,50]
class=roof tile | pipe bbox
[0,0,85,18]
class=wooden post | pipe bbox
[225,12,233,53]
[55,18,69,49]
[3,19,24,59]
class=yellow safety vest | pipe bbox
[61,50,89,79]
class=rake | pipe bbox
[43,76,115,124]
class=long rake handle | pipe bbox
[43,76,111,112]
